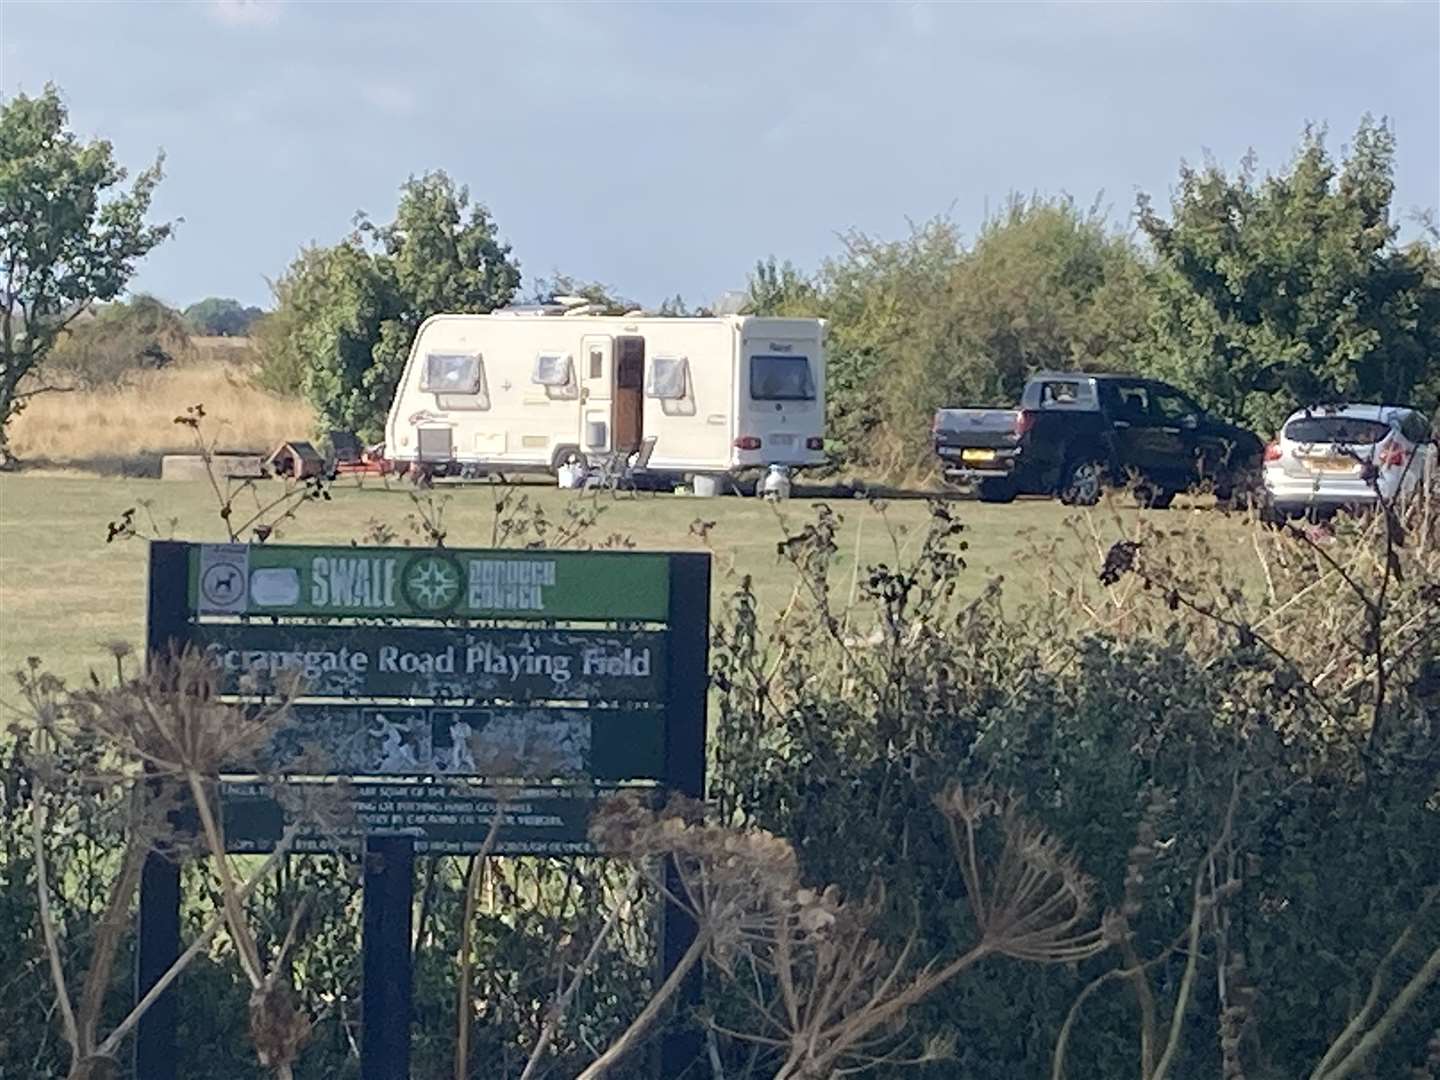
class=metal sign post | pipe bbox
[362,835,415,1080]
[136,541,709,1080]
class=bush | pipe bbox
[705,497,1439,1078]
[45,295,192,391]
[5,494,1436,1079]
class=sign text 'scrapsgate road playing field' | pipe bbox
[195,623,668,700]
[193,542,670,620]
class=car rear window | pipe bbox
[1283,416,1390,444]
[750,355,815,401]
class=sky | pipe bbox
[2,0,1438,312]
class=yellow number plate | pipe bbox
[961,449,997,464]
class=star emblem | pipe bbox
[403,555,461,612]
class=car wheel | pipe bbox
[977,478,1017,504]
[1058,459,1104,506]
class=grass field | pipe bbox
[8,350,312,475]
[0,471,1232,687]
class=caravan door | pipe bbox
[579,335,613,454]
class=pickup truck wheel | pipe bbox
[1058,460,1103,506]
[977,478,1017,504]
[1134,484,1176,510]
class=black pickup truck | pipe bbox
[932,372,1264,506]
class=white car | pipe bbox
[1264,404,1436,516]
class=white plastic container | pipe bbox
[557,461,587,490]
[691,474,720,497]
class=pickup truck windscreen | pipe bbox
[750,354,815,401]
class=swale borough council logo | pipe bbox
[401,553,463,613]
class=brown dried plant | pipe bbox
[579,785,1112,1079]
[19,655,308,1080]
[1052,775,1244,1080]
[77,649,338,1080]
[1051,475,1440,1080]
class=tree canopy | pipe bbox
[744,200,1152,469]
[183,296,264,337]
[525,272,637,314]
[0,83,173,464]
[1137,117,1440,432]
[257,171,520,439]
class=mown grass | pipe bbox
[0,472,1248,687]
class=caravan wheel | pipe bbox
[550,445,583,475]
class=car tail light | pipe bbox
[1263,441,1282,462]
[1013,410,1035,436]
[805,436,823,451]
[1378,440,1406,468]
[734,436,762,451]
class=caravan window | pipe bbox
[646,356,689,400]
[532,353,578,398]
[750,354,815,401]
[421,353,483,394]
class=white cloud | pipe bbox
[208,0,284,28]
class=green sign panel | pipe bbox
[143,539,708,1079]
[222,779,607,855]
[231,703,665,781]
[190,543,670,621]
[195,623,667,702]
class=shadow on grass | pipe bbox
[14,452,167,478]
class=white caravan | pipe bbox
[384,306,826,485]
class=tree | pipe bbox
[258,171,519,439]
[743,256,819,317]
[757,202,1150,473]
[526,272,637,314]
[184,296,264,337]
[937,195,1152,408]
[47,294,192,390]
[0,84,173,466]
[1138,117,1440,433]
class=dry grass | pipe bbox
[10,352,312,475]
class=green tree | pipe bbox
[938,195,1153,407]
[526,272,637,314]
[810,219,965,469]
[183,296,264,337]
[744,257,819,317]
[1138,117,1440,433]
[0,84,173,466]
[762,202,1150,473]
[259,171,520,439]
